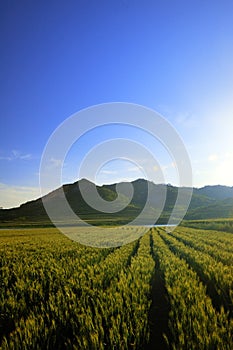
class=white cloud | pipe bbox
[0,156,11,161]
[20,154,32,160]
[127,165,143,172]
[0,183,42,209]
[99,169,117,175]
[12,150,20,158]
[208,154,218,162]
[175,112,197,128]
[50,157,63,168]
[0,150,32,161]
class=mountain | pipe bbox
[0,179,233,227]
[195,185,233,201]
[185,197,233,220]
[186,185,233,220]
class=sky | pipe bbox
[1,0,233,208]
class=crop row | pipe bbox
[159,229,233,317]
[152,228,233,350]
[1,230,154,349]
[169,228,233,266]
[1,227,233,349]
[178,226,233,251]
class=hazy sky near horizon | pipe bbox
[1,0,233,208]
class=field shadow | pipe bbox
[145,234,171,350]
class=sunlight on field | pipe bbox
[62,225,149,247]
[0,226,232,349]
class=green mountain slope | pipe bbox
[185,197,233,220]
[195,185,233,200]
[0,179,233,226]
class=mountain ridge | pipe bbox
[0,178,233,226]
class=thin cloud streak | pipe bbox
[0,150,32,161]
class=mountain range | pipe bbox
[0,179,233,226]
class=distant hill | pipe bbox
[185,197,233,220]
[0,179,233,226]
[195,185,233,200]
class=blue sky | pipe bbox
[1,0,233,208]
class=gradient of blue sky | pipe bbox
[1,0,233,208]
